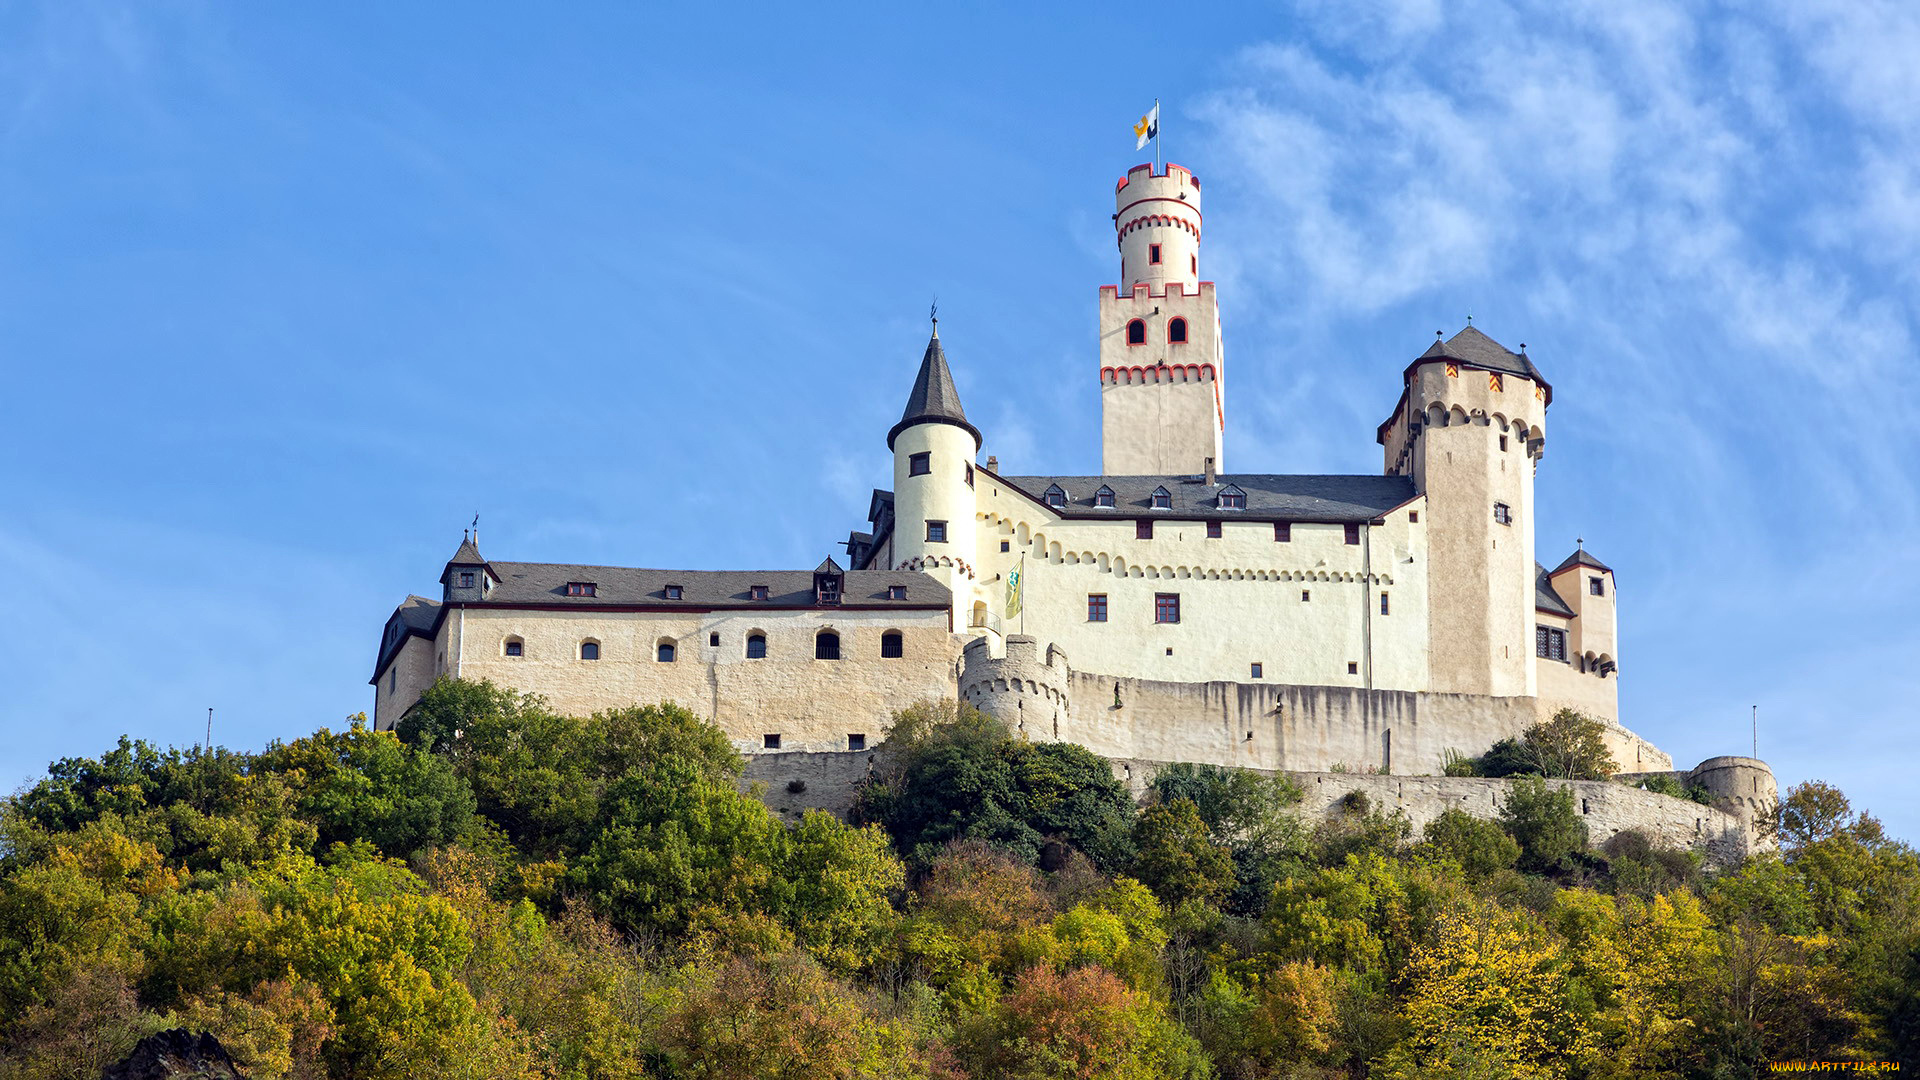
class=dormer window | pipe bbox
[1127,319,1147,345]
[1219,485,1245,510]
[664,584,684,600]
[1168,317,1188,344]
[750,584,770,601]
[1094,485,1115,508]
[1151,486,1172,509]
[1044,484,1068,509]
[566,582,596,597]
[459,571,475,588]
[887,585,907,600]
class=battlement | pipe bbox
[1115,162,1201,198]
[1098,281,1215,302]
[961,635,1072,740]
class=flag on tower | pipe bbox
[1005,560,1024,620]
[1134,102,1160,151]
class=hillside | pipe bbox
[0,679,1913,1078]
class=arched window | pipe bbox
[1151,486,1172,509]
[1044,484,1067,509]
[503,636,524,658]
[580,640,600,661]
[815,631,841,661]
[657,640,676,663]
[880,631,904,659]
[1168,317,1188,344]
[1126,319,1146,345]
[1094,485,1116,508]
[746,633,767,659]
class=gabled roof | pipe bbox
[1552,548,1613,575]
[814,557,844,574]
[1535,564,1576,617]
[460,563,948,610]
[998,473,1416,522]
[887,326,983,450]
[371,594,444,683]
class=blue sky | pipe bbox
[4,2,1916,841]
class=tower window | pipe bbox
[1348,662,1359,675]
[1494,503,1512,525]
[1151,486,1172,509]
[1136,519,1154,540]
[459,571,475,588]
[1206,521,1222,538]
[1250,662,1263,679]
[1274,522,1291,542]
[1149,243,1162,264]
[1088,594,1108,622]
[580,641,600,661]
[887,584,907,600]
[1127,319,1146,345]
[1044,484,1067,509]
[1154,593,1181,624]
[1168,317,1188,343]
[1380,592,1390,615]
[1499,435,1509,451]
[709,632,720,646]
[1536,626,1567,661]
[665,584,684,600]
[1094,485,1115,508]
[815,631,841,661]
[566,582,597,597]
[1409,511,1419,524]
[909,452,931,476]
[1302,590,1311,602]
[965,462,975,487]
[1190,254,1197,274]
[926,520,947,543]
[657,641,676,663]
[880,631,904,658]
[1590,576,1605,596]
[750,584,770,600]
[1344,523,1361,545]
[746,634,767,658]
[1000,540,1011,552]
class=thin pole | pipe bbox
[1155,98,1162,172]
[1752,704,1758,758]
[1019,554,1026,637]
[205,707,213,752]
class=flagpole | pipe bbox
[1019,554,1026,637]
[1155,98,1162,172]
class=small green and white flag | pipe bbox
[1005,560,1024,620]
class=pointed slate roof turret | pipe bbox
[886,323,983,450]
[1409,325,1552,404]
[1552,547,1613,575]
[439,530,489,585]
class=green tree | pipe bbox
[1147,764,1308,914]
[254,721,476,861]
[1420,809,1519,881]
[1499,776,1588,874]
[1130,800,1234,908]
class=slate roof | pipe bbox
[1535,564,1576,617]
[997,473,1416,522]
[887,327,982,450]
[1552,548,1613,575]
[372,594,444,683]
[474,563,949,609]
[1413,326,1551,403]
[439,535,490,584]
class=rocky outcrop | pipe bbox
[99,1030,246,1080]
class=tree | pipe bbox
[955,965,1211,1080]
[1499,776,1588,874]
[1130,800,1234,908]
[1147,764,1308,914]
[253,722,476,861]
[1420,809,1519,881]
[857,701,1133,867]
[1474,710,1617,781]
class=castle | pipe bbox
[371,161,1776,857]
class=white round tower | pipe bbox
[888,323,980,628]
[1116,163,1201,292]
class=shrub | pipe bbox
[1498,777,1588,874]
[1421,809,1520,880]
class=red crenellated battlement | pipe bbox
[1115,162,1200,193]
[1098,281,1216,301]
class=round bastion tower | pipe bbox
[1100,163,1226,476]
[888,322,982,632]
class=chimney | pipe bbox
[985,455,998,473]
[1204,456,1216,486]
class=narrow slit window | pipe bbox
[1149,243,1162,264]
[1380,592,1390,615]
